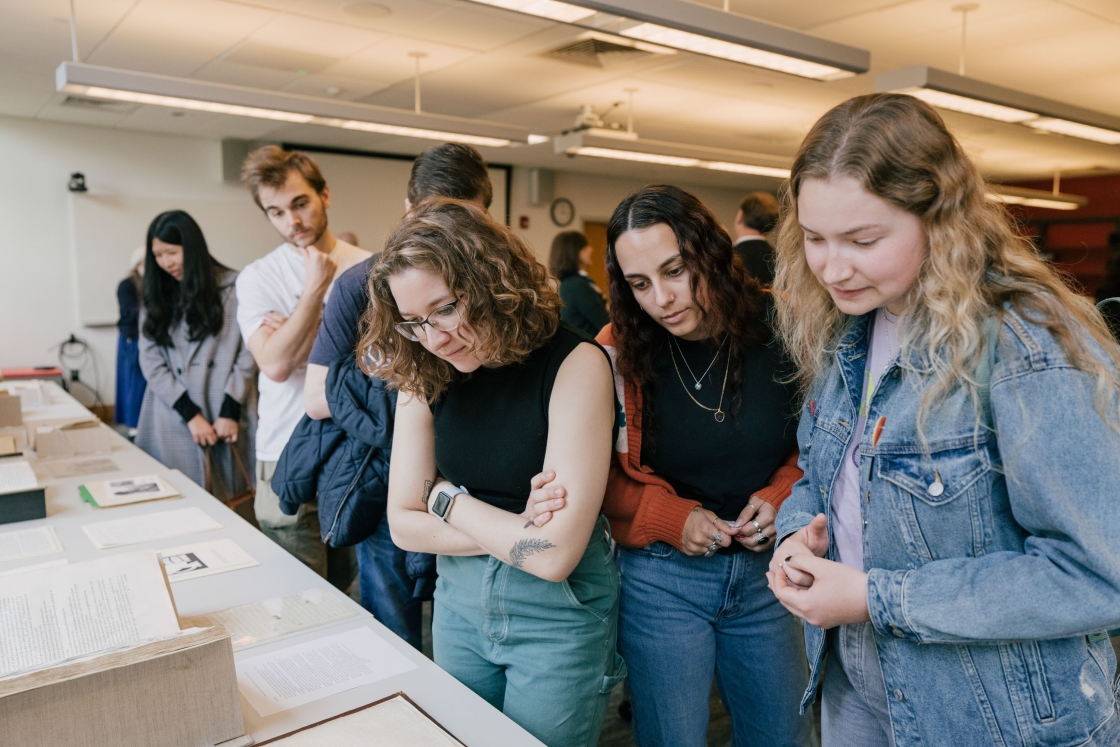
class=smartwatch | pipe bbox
[432,485,468,522]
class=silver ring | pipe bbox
[752,520,761,533]
[704,548,716,557]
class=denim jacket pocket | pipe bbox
[878,443,995,562]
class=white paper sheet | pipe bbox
[158,538,259,582]
[0,526,62,562]
[81,506,222,549]
[236,627,417,717]
[47,457,120,479]
[180,587,359,650]
[0,558,68,578]
[0,460,38,494]
[0,550,181,678]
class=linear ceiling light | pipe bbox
[555,132,791,178]
[876,65,1120,146]
[986,185,1087,211]
[468,0,869,81]
[57,62,529,148]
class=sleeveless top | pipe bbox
[430,323,615,514]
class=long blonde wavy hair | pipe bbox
[358,198,561,401]
[773,93,1120,428]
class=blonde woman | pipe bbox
[360,199,624,747]
[767,93,1120,747]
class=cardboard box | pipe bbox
[34,421,111,459]
[0,394,21,427]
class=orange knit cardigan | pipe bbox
[596,324,802,551]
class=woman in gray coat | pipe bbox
[136,210,257,501]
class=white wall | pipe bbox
[0,114,749,407]
[506,166,746,263]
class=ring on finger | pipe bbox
[751,519,761,534]
[756,533,769,545]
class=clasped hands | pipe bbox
[766,513,872,629]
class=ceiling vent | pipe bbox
[61,95,137,114]
[542,37,656,68]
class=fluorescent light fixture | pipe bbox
[467,0,869,80]
[1025,118,1120,146]
[57,62,529,147]
[877,65,1120,145]
[987,185,1086,211]
[556,131,790,178]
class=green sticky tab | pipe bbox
[78,485,99,508]
[1088,631,1109,643]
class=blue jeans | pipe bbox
[618,542,811,747]
[355,517,423,650]
[821,624,894,747]
[433,517,625,747]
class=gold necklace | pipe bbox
[669,338,730,422]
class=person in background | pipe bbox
[733,191,781,287]
[235,146,369,584]
[337,231,359,247]
[135,211,256,501]
[550,230,610,337]
[590,184,809,747]
[115,246,147,434]
[365,200,623,747]
[1093,231,1120,342]
[299,142,493,650]
[768,93,1120,747]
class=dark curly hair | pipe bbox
[142,210,229,348]
[360,199,561,400]
[606,184,768,417]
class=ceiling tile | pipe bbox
[85,0,278,76]
[408,3,552,51]
[193,59,302,90]
[248,11,386,56]
[284,0,452,35]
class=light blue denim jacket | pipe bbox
[776,306,1120,747]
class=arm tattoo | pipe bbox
[422,479,434,505]
[508,538,556,570]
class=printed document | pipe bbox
[0,550,180,678]
[264,694,464,746]
[47,457,120,479]
[158,538,258,582]
[235,627,417,717]
[0,460,38,494]
[82,506,222,549]
[181,587,358,650]
[0,526,62,562]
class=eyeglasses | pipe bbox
[394,299,462,341]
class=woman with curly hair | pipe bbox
[579,184,809,746]
[767,93,1120,746]
[359,199,624,747]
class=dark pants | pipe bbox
[356,517,424,650]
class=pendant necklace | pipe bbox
[669,338,731,422]
[671,334,727,391]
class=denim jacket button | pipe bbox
[893,688,905,701]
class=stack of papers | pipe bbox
[79,474,180,508]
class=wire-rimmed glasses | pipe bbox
[393,299,462,341]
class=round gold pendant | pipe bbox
[714,410,725,423]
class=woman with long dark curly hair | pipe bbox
[360,199,624,747]
[528,184,810,745]
[136,210,256,501]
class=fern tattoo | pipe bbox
[422,479,434,505]
[509,538,556,570]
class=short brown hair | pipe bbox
[548,230,589,279]
[407,143,493,209]
[241,146,327,209]
[737,191,779,233]
[359,199,560,400]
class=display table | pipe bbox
[2,382,543,747]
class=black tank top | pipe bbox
[431,323,615,514]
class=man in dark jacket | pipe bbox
[294,143,493,650]
[732,191,780,287]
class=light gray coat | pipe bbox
[136,269,257,500]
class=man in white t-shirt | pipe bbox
[235,146,369,581]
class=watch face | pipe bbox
[432,491,452,517]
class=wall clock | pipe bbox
[550,197,575,227]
